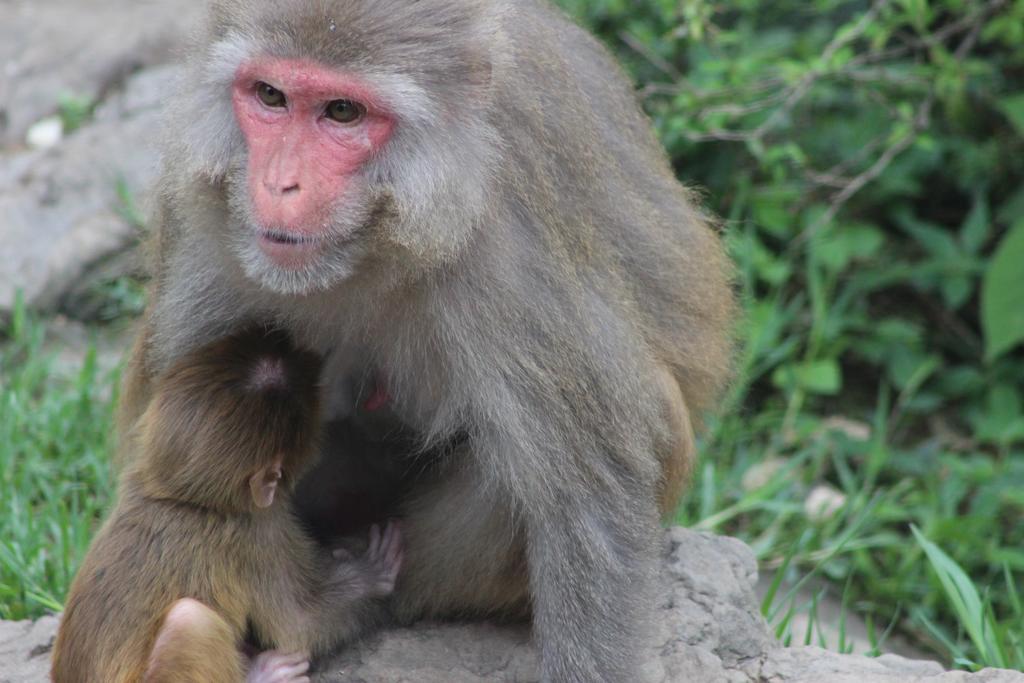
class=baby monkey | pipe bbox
[52,328,402,683]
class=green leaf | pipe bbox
[772,359,842,395]
[815,223,885,273]
[997,182,1024,226]
[752,189,801,238]
[971,384,1024,447]
[895,208,960,259]
[941,275,974,311]
[982,219,1024,361]
[912,526,1008,668]
[961,194,990,255]
[997,93,1024,137]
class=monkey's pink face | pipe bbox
[231,59,395,272]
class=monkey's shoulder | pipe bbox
[78,497,268,602]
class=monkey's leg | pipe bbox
[144,599,244,683]
[395,440,658,682]
[392,459,530,622]
[653,365,697,517]
[145,599,309,683]
[392,372,692,618]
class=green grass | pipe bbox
[3,1,1024,673]
[0,297,118,620]
[667,233,1024,668]
[676,335,1024,669]
[680,402,1024,667]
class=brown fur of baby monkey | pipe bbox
[52,327,402,683]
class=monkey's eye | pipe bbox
[325,99,365,124]
[255,82,287,108]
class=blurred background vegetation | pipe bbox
[558,0,1024,670]
[1,0,1022,672]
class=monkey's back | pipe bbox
[493,0,736,415]
[51,492,253,683]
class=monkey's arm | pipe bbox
[252,523,400,657]
[114,322,156,472]
[457,298,666,683]
[492,424,661,683]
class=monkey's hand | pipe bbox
[247,650,310,683]
[330,522,402,599]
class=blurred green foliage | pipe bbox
[2,0,1023,673]
[56,92,95,134]
[0,296,116,620]
[558,0,1024,669]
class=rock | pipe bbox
[0,0,203,149]
[0,616,59,683]
[0,0,206,318]
[3,529,1022,683]
[0,65,179,316]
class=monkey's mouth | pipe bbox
[257,229,323,269]
[259,230,318,246]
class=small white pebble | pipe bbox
[741,457,787,492]
[804,484,846,522]
[26,116,64,149]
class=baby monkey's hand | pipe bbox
[331,521,402,599]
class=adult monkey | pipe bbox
[117,0,735,680]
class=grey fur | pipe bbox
[130,1,736,681]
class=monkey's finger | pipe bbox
[274,658,310,677]
[387,519,403,552]
[391,548,404,580]
[332,547,354,561]
[380,521,395,554]
[274,652,309,667]
[248,651,310,683]
[267,659,310,683]
[368,524,381,557]
[375,547,402,594]
[383,524,402,567]
[250,650,307,664]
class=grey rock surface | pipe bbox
[0,0,201,147]
[0,615,59,683]
[0,65,176,316]
[3,529,1022,683]
[0,0,205,317]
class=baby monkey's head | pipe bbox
[137,326,323,512]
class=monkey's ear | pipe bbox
[249,461,283,508]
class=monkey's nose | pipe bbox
[266,181,301,196]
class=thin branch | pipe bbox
[793,0,991,245]
[841,0,1004,70]
[795,96,934,246]
[751,0,892,141]
[618,31,682,81]
[682,129,757,143]
[638,76,786,104]
[803,134,888,188]
[698,92,789,122]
